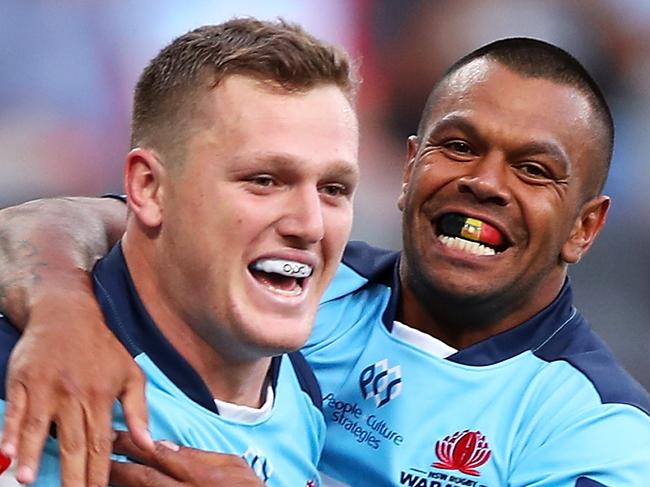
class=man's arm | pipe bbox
[110,432,265,487]
[0,197,152,486]
[0,197,125,324]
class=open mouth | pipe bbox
[248,258,313,296]
[435,213,509,256]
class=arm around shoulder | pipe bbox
[0,196,150,487]
[0,196,126,328]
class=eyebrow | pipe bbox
[425,114,483,144]
[230,152,360,179]
[425,114,570,172]
[512,141,570,173]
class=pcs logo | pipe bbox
[359,359,402,407]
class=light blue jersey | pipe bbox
[0,244,324,487]
[304,242,650,487]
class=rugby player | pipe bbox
[0,17,359,486]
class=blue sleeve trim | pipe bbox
[0,316,19,400]
[576,477,608,486]
[287,351,323,412]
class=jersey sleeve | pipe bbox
[509,401,650,486]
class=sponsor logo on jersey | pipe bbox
[322,392,405,450]
[306,480,316,487]
[432,430,491,476]
[359,358,402,407]
[243,445,273,482]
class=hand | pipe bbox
[110,432,265,487]
[0,283,153,486]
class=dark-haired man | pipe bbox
[2,38,650,486]
[0,18,360,487]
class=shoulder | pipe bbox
[286,351,323,412]
[320,241,398,303]
[511,372,650,486]
[308,241,398,349]
[512,314,650,485]
[534,313,650,416]
[277,352,327,457]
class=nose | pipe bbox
[457,153,512,206]
[277,186,325,245]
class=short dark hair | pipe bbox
[416,37,614,195]
[131,18,357,162]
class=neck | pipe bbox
[397,262,566,350]
[122,231,270,408]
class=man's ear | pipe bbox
[397,135,419,212]
[561,195,610,264]
[124,148,166,229]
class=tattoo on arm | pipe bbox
[0,230,48,310]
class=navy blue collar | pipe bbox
[447,282,577,366]
[92,243,282,414]
[341,242,579,366]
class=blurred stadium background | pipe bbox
[1,0,648,389]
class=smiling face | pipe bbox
[398,59,609,331]
[152,75,359,360]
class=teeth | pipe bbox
[438,235,496,256]
[250,259,313,278]
[264,284,302,297]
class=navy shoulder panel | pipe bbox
[534,315,650,416]
[0,314,20,400]
[342,241,399,286]
[576,477,608,486]
[287,351,323,412]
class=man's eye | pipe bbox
[249,175,275,187]
[320,184,347,197]
[445,140,472,154]
[517,163,550,179]
[444,140,472,154]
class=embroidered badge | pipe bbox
[432,430,491,476]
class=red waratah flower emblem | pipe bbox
[432,430,491,476]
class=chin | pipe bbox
[419,270,503,304]
[242,318,313,356]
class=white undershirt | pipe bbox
[392,320,458,358]
[213,385,274,422]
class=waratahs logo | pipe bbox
[243,445,273,482]
[432,430,491,476]
[359,358,403,407]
